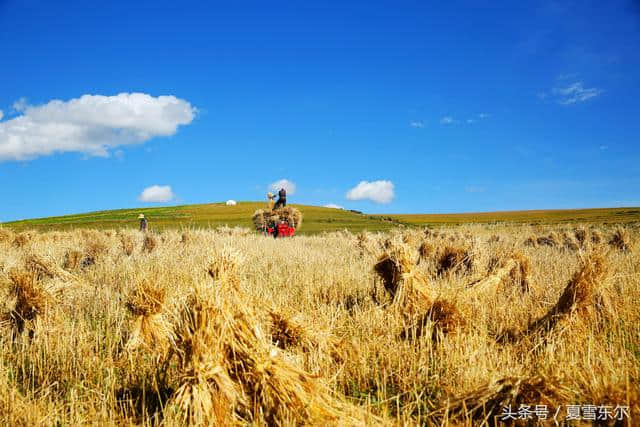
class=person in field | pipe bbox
[138,214,148,232]
[267,191,276,210]
[274,187,287,209]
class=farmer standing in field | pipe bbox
[274,187,287,209]
[138,214,148,232]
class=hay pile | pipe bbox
[374,244,466,340]
[499,251,611,344]
[433,375,571,425]
[252,207,303,231]
[124,279,175,353]
[1,270,51,335]
[537,232,559,247]
[436,246,473,276]
[609,228,631,252]
[165,250,379,426]
[468,252,530,294]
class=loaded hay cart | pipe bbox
[252,206,302,238]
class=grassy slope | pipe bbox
[380,207,640,226]
[2,203,639,233]
[1,202,400,234]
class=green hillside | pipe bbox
[2,203,638,234]
[0,202,401,234]
[380,207,640,226]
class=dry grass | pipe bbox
[0,223,638,425]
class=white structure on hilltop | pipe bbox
[226,200,237,206]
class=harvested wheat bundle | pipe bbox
[432,375,572,425]
[252,207,303,232]
[143,234,157,253]
[467,252,530,294]
[417,241,435,264]
[207,247,244,290]
[574,227,588,246]
[63,250,83,271]
[24,253,75,282]
[268,310,309,350]
[0,229,14,244]
[181,232,190,244]
[403,299,466,341]
[436,246,473,277]
[120,234,135,256]
[223,310,370,425]
[1,270,51,334]
[523,251,610,338]
[124,279,176,353]
[608,228,631,252]
[487,234,500,243]
[536,232,559,247]
[169,292,245,425]
[562,235,579,251]
[523,235,537,247]
[170,284,378,426]
[373,244,433,307]
[12,232,32,248]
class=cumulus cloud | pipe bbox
[346,180,394,204]
[138,185,175,203]
[409,120,424,128]
[0,93,196,161]
[440,116,456,124]
[323,204,344,209]
[269,179,296,195]
[550,82,602,105]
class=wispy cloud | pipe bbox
[0,93,197,161]
[477,113,491,119]
[540,81,603,105]
[346,180,394,204]
[553,82,602,105]
[138,185,175,203]
[409,120,424,128]
[440,116,456,125]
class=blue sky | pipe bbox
[1,0,639,222]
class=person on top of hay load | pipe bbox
[267,192,276,210]
[274,187,287,209]
[138,214,148,232]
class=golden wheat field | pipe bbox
[0,224,638,426]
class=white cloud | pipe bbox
[323,204,344,209]
[138,185,175,203]
[269,179,296,195]
[409,120,424,128]
[346,180,394,204]
[0,93,196,161]
[440,116,456,124]
[551,82,602,105]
